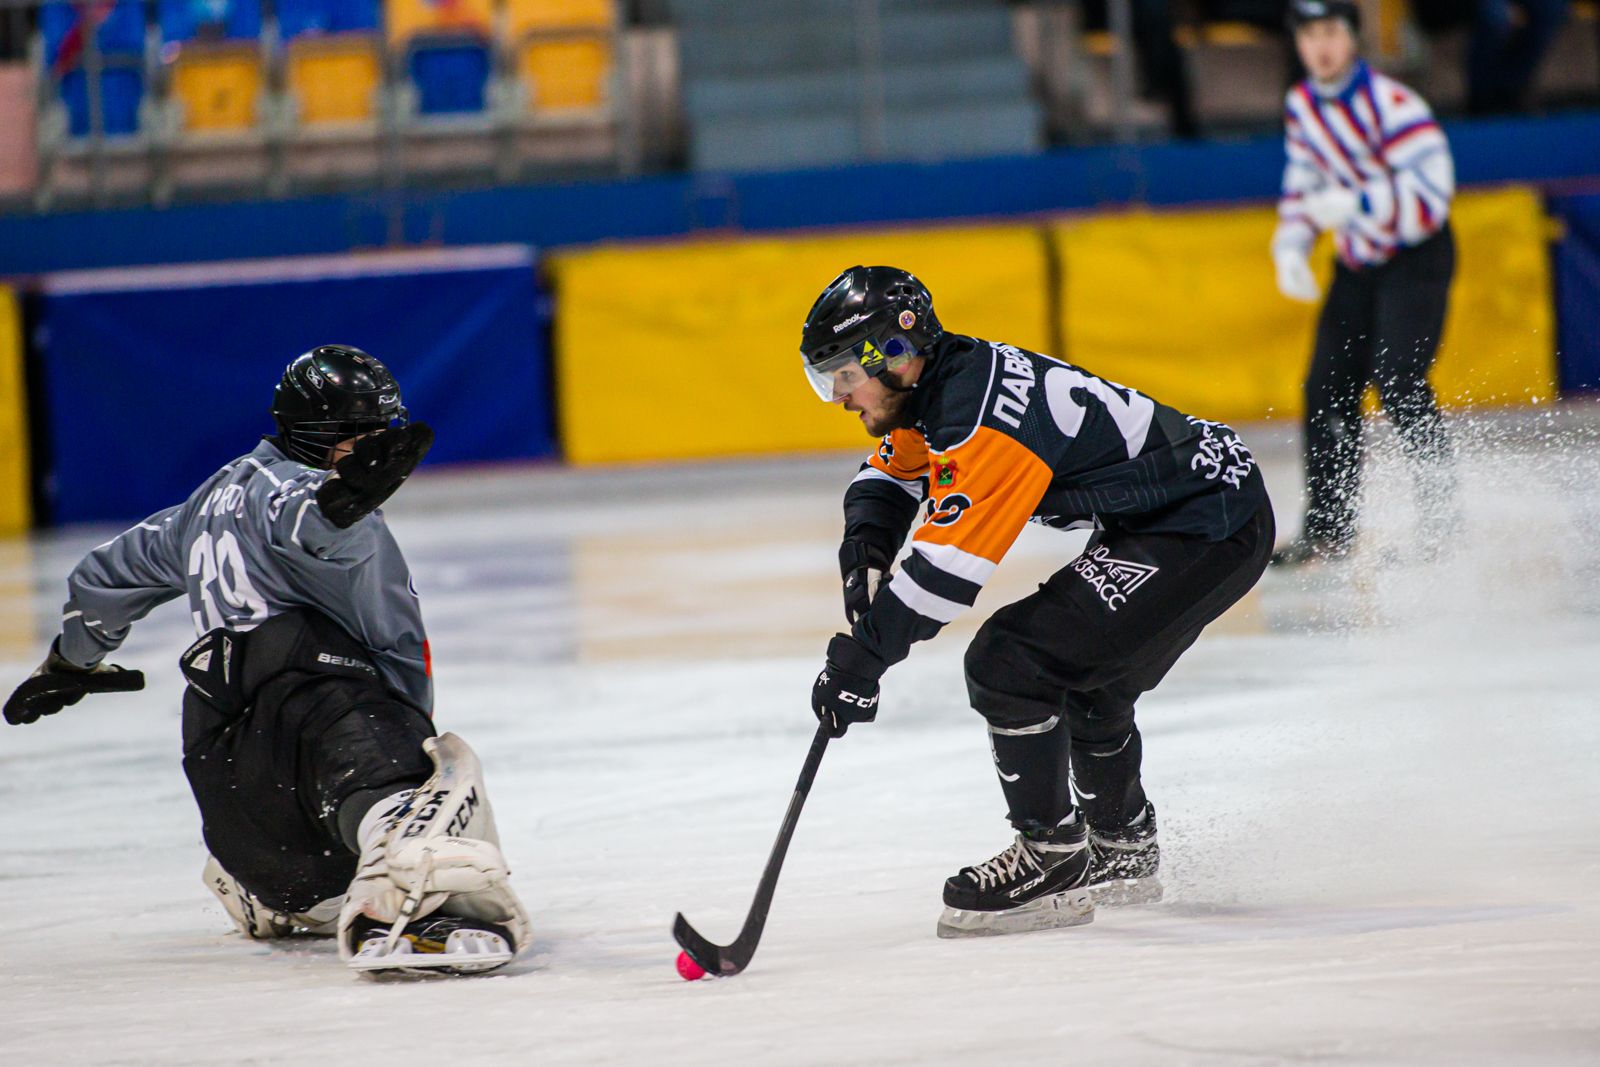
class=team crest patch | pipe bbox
[898,310,917,330]
[1070,545,1158,612]
[932,457,958,487]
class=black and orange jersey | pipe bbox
[843,333,1268,669]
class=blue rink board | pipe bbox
[37,245,554,525]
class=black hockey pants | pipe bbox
[964,501,1273,835]
[1302,226,1457,546]
[180,611,435,913]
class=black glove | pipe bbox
[811,634,885,738]
[4,641,145,726]
[317,423,435,530]
[839,540,891,625]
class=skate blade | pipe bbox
[935,887,1094,939]
[349,928,515,976]
[1089,876,1164,908]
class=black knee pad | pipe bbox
[302,687,436,839]
[965,630,1105,729]
[1061,692,1135,744]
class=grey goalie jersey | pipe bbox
[58,438,432,713]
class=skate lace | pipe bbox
[966,837,1044,891]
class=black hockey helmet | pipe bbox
[271,344,407,467]
[799,265,943,402]
[1287,0,1360,35]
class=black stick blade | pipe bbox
[672,912,750,977]
[669,724,830,979]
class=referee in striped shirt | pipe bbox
[1270,0,1459,566]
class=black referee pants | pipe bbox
[963,501,1274,834]
[1302,226,1457,546]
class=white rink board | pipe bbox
[2,408,1598,1066]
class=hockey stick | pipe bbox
[672,722,832,977]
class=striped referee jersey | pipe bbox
[1272,59,1454,269]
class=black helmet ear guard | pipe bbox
[271,345,407,467]
[799,266,943,401]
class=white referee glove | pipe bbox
[1302,185,1361,230]
[1273,248,1320,303]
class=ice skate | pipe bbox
[203,855,340,939]
[936,823,1094,938]
[345,913,519,976]
[1087,802,1163,907]
[338,733,531,976]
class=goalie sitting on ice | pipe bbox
[3,345,530,976]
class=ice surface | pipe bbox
[2,408,1598,1065]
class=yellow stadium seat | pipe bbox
[520,37,611,111]
[169,46,262,132]
[287,35,382,125]
[385,0,493,47]
[505,0,614,40]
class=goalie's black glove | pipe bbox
[4,641,145,726]
[317,423,435,530]
[811,634,885,738]
[839,540,891,625]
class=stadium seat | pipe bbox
[40,0,148,138]
[385,0,493,48]
[277,0,380,40]
[504,0,613,39]
[166,45,262,131]
[157,0,262,45]
[409,40,491,114]
[518,38,611,111]
[285,34,383,124]
[40,0,146,65]
[58,66,145,136]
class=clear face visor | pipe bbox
[801,334,917,402]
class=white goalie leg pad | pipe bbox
[203,855,340,939]
[337,733,531,968]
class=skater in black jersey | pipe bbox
[800,266,1274,936]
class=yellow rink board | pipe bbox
[0,284,30,536]
[552,225,1053,464]
[1053,185,1556,424]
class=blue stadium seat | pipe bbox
[277,0,380,40]
[157,0,263,44]
[409,41,490,114]
[59,66,145,135]
[41,0,146,65]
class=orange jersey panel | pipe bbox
[912,426,1053,565]
[864,429,930,482]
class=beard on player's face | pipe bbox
[843,376,917,436]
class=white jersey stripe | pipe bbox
[911,541,999,587]
[885,571,967,625]
[851,465,924,500]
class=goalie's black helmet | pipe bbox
[271,345,407,468]
[799,266,942,401]
[1286,0,1360,34]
